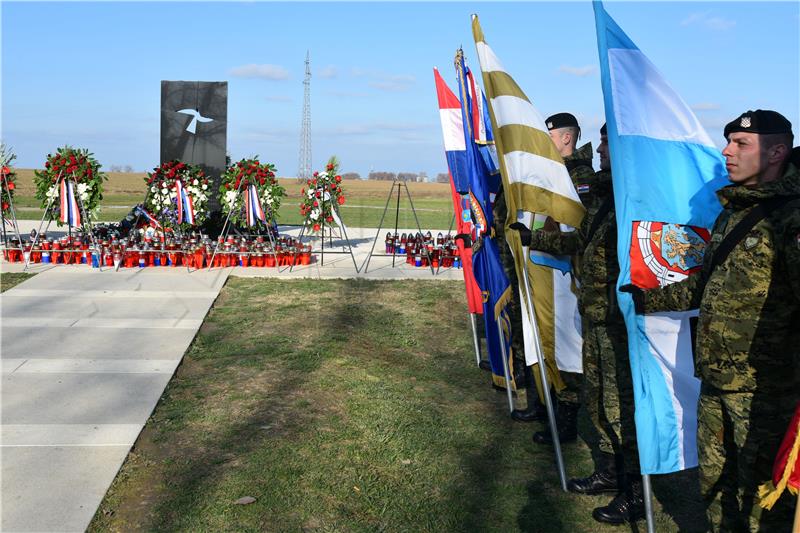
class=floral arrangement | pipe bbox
[219,157,284,227]
[144,160,210,229]
[1,144,16,215]
[33,147,107,225]
[299,156,346,232]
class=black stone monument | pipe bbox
[160,81,227,216]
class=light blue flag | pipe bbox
[593,0,729,474]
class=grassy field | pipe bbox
[10,170,454,229]
[0,272,34,292]
[88,278,704,533]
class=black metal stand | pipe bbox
[360,179,434,274]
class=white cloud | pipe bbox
[229,64,290,80]
[681,11,735,30]
[348,68,416,91]
[317,65,338,79]
[557,65,598,77]
[691,102,721,111]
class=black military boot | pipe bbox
[511,383,547,422]
[592,477,645,524]
[566,453,620,495]
[478,360,492,371]
[532,401,578,444]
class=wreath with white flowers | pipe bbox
[143,160,210,230]
[299,156,346,233]
[219,157,284,227]
[33,146,107,225]
[1,144,17,215]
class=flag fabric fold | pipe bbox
[471,15,584,383]
[433,66,483,315]
[594,0,728,473]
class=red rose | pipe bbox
[337,196,345,205]
[315,191,321,198]
[313,200,318,207]
[335,175,342,182]
[2,202,8,211]
[8,182,15,190]
[326,216,333,223]
[225,183,231,189]
[2,166,9,174]
[313,171,319,177]
[313,223,320,232]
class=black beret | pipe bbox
[600,123,607,136]
[723,110,793,139]
[545,113,579,131]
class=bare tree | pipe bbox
[397,172,418,182]
[368,171,396,181]
[435,173,450,183]
[341,172,361,180]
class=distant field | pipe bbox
[10,170,455,228]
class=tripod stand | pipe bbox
[360,179,434,274]
[25,171,100,271]
[291,192,359,272]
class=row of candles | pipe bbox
[1,234,314,268]
[385,231,463,269]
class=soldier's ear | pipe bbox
[767,143,789,165]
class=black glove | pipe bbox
[619,284,645,314]
[508,222,532,246]
[453,233,472,247]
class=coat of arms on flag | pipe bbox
[630,222,710,289]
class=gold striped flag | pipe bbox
[472,15,586,392]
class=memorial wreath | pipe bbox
[299,156,346,233]
[220,157,284,227]
[1,144,16,216]
[144,160,210,230]
[34,146,107,225]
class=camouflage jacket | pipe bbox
[566,142,595,201]
[643,164,800,392]
[528,170,619,323]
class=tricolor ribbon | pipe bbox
[245,184,266,226]
[59,179,81,226]
[175,180,195,225]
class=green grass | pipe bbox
[88,278,703,533]
[0,272,35,292]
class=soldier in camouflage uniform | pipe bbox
[515,124,643,525]
[627,110,800,532]
[525,113,596,443]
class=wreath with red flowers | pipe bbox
[299,156,346,233]
[1,144,17,215]
[33,147,107,225]
[144,160,210,230]
[219,157,284,227]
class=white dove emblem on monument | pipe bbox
[177,108,213,134]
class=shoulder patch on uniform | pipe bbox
[577,184,590,194]
[744,234,761,250]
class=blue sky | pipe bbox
[2,1,798,178]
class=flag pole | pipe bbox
[25,171,63,271]
[469,313,481,366]
[496,319,514,413]
[519,243,567,491]
[642,474,656,533]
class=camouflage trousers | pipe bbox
[557,371,582,405]
[583,318,639,473]
[698,386,798,532]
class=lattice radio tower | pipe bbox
[297,50,312,181]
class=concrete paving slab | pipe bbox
[4,266,230,292]
[2,316,204,329]
[2,373,173,424]
[1,445,131,532]
[2,294,217,320]
[1,424,143,446]
[3,359,180,374]
[1,326,198,359]
[7,288,220,299]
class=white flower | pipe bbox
[46,185,58,199]
[161,188,168,194]
[307,189,315,199]
[77,183,88,195]
[201,184,207,190]
[192,179,199,186]
[80,192,89,202]
[309,209,319,220]
[150,186,156,193]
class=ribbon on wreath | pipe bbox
[245,184,266,226]
[175,180,195,225]
[59,179,81,226]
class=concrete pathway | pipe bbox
[1,223,466,532]
[1,268,229,532]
